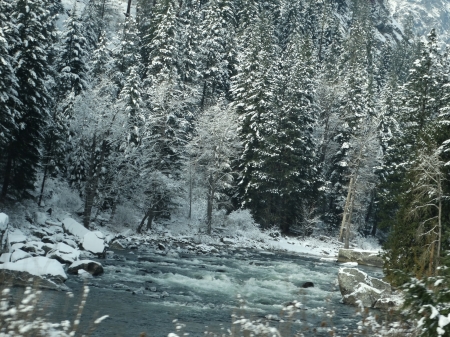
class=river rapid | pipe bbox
[33,247,385,337]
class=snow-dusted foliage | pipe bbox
[0,286,108,337]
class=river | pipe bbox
[33,246,385,337]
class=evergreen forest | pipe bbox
[1,0,450,284]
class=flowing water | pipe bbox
[33,247,385,337]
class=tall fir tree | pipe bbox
[1,0,54,198]
[198,0,236,108]
[232,9,279,228]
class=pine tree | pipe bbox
[55,2,90,100]
[1,0,54,198]
[0,14,19,151]
[382,30,450,282]
[113,16,141,88]
[119,65,146,148]
[268,31,320,233]
[198,0,236,107]
[146,0,179,80]
[232,10,279,228]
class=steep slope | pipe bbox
[387,0,450,42]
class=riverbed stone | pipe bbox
[0,268,69,291]
[68,260,104,276]
[338,267,392,308]
[110,240,126,250]
[343,283,382,307]
[301,282,314,288]
[338,249,383,268]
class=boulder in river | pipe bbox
[301,282,314,288]
[338,249,383,268]
[82,231,106,256]
[68,260,104,276]
[0,256,68,290]
[338,267,391,308]
[0,268,69,291]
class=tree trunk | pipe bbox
[137,207,153,233]
[126,0,132,17]
[436,177,442,274]
[206,173,214,235]
[344,190,356,249]
[339,176,355,242]
[38,164,48,207]
[188,160,192,219]
[1,149,13,200]
[83,136,106,229]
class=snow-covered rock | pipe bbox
[78,269,93,279]
[0,253,11,263]
[6,229,27,251]
[0,256,67,281]
[68,260,104,276]
[338,249,383,268]
[0,268,69,291]
[0,213,9,231]
[10,249,32,262]
[110,240,126,250]
[63,238,78,249]
[344,283,383,307]
[47,242,80,264]
[33,211,48,225]
[338,267,392,308]
[82,231,106,255]
[62,218,89,241]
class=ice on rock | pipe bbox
[0,256,67,280]
[0,213,9,231]
[10,249,32,262]
[82,231,105,255]
[62,218,89,241]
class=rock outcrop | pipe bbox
[338,249,383,268]
[338,267,396,308]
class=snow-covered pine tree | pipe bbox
[0,5,19,152]
[37,2,90,205]
[146,0,179,80]
[231,8,279,228]
[113,16,141,88]
[56,2,90,101]
[321,9,374,235]
[90,31,113,81]
[177,0,201,85]
[1,0,54,199]
[119,65,146,148]
[383,30,450,282]
[136,0,155,70]
[198,0,236,108]
[268,30,320,234]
